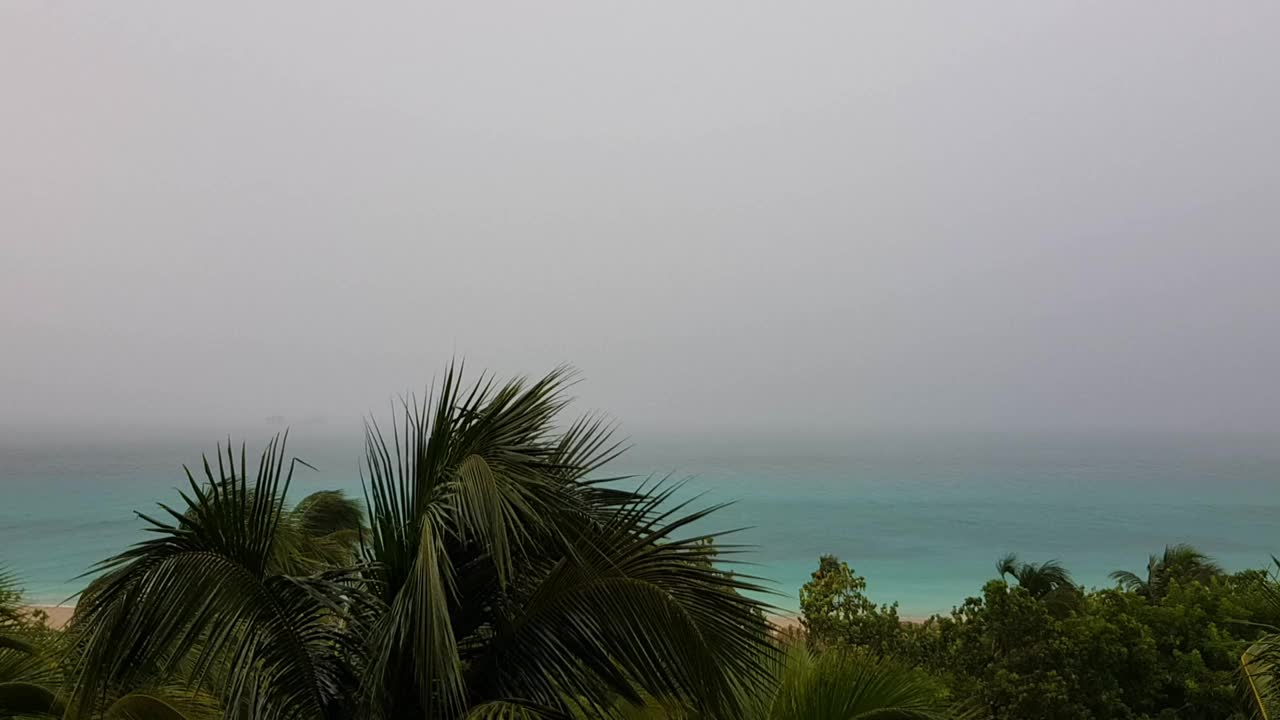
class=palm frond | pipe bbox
[0,635,35,656]
[0,595,63,687]
[483,486,777,719]
[463,699,568,720]
[269,491,366,575]
[1244,642,1276,720]
[0,568,25,629]
[1109,570,1146,593]
[995,555,1075,603]
[361,365,776,719]
[994,554,1017,579]
[770,644,953,720]
[0,643,62,688]
[292,491,363,538]
[1111,545,1222,600]
[65,435,372,720]
[1159,544,1223,582]
[106,694,181,720]
[1241,559,1280,719]
[0,681,65,718]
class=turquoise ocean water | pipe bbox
[2,429,1276,617]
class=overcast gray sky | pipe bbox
[2,2,1277,435]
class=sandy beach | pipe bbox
[26,605,75,629]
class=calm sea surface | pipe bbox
[2,428,1276,616]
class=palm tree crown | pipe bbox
[995,553,1074,599]
[759,644,953,720]
[1109,544,1223,600]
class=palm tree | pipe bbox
[65,366,776,720]
[0,567,32,654]
[1,570,185,720]
[622,642,956,720]
[1244,641,1277,720]
[0,567,64,716]
[1242,559,1280,719]
[1109,544,1223,600]
[995,554,1079,615]
[995,554,1074,599]
[267,489,365,575]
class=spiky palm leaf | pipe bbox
[1154,543,1223,584]
[0,569,25,629]
[768,644,954,720]
[994,554,1079,615]
[0,681,65,718]
[0,568,35,666]
[473,486,775,718]
[102,691,221,720]
[0,569,64,692]
[0,685,218,720]
[360,364,776,719]
[618,641,957,720]
[995,554,1074,598]
[65,435,374,720]
[1109,569,1148,595]
[1241,559,1280,719]
[1245,642,1276,720]
[463,700,569,720]
[0,638,61,689]
[268,491,365,575]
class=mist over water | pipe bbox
[4,426,1276,616]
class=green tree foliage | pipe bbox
[942,581,1155,720]
[801,550,1273,720]
[798,555,903,655]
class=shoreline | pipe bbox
[26,607,932,633]
[768,612,932,630]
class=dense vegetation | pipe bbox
[1,366,1279,719]
[799,551,1280,719]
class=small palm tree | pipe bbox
[995,554,1073,599]
[267,489,364,574]
[622,642,957,720]
[0,568,62,718]
[1109,544,1223,600]
[1244,641,1277,720]
[1242,559,1280,719]
[1,570,197,720]
[995,554,1079,615]
[764,644,955,720]
[0,567,32,654]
